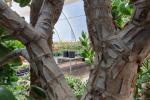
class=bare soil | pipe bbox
[58,61,90,81]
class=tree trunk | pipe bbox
[27,0,77,99]
[0,1,76,100]
[29,0,77,99]
[1,0,150,100]
[82,0,150,100]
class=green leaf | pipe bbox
[14,0,31,7]
[115,18,124,28]
[0,44,10,59]
[0,35,16,42]
[81,41,87,47]
[81,32,87,39]
[81,52,88,58]
[20,0,31,7]
[119,3,131,15]
[31,85,47,98]
[79,37,83,42]
[0,86,17,100]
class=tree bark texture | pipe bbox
[0,1,76,100]
[82,0,150,100]
[1,0,150,100]
[29,0,66,98]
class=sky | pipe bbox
[11,0,88,42]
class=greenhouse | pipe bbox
[12,0,88,42]
[0,0,150,100]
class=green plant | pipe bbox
[0,86,17,100]
[0,65,18,85]
[112,0,133,28]
[134,59,150,99]
[2,64,30,100]
[0,27,23,85]
[65,75,86,99]
[3,75,86,100]
[79,32,94,65]
[14,0,31,7]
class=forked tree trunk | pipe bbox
[1,0,150,100]
[81,0,150,100]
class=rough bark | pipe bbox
[0,1,76,100]
[82,0,150,100]
[29,0,72,99]
[1,0,150,100]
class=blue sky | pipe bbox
[11,0,88,42]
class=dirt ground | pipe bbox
[22,59,90,82]
[58,61,90,82]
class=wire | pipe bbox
[59,15,85,20]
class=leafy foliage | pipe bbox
[0,26,24,85]
[65,75,86,99]
[0,65,18,85]
[13,0,31,7]
[1,74,86,100]
[134,60,150,99]
[31,85,47,99]
[79,32,94,65]
[0,86,17,100]
[112,0,133,28]
[5,64,30,100]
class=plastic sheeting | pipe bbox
[12,0,88,42]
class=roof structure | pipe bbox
[11,0,88,42]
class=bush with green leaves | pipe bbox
[0,86,17,100]
[134,59,150,99]
[0,27,24,85]
[112,0,133,28]
[79,32,94,65]
[0,0,28,89]
[11,0,31,7]
[0,75,86,100]
[65,75,86,99]
[2,64,30,100]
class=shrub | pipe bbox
[79,32,94,65]
[65,75,86,99]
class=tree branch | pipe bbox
[30,0,43,26]
[34,0,64,36]
[48,0,64,25]
[0,48,29,67]
[30,0,64,27]
[0,1,42,44]
[82,0,150,99]
[30,0,64,48]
